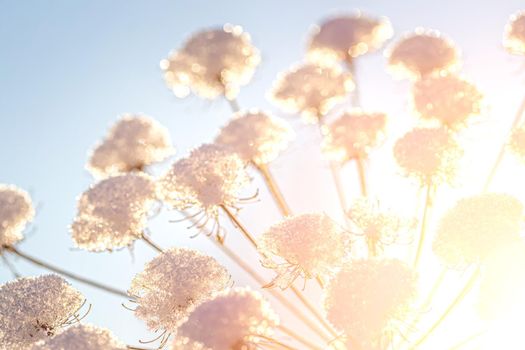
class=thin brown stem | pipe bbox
[355,157,367,196]
[278,324,324,350]
[141,233,164,253]
[252,334,299,350]
[255,162,292,217]
[220,205,259,249]
[413,184,432,268]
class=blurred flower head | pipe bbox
[178,288,279,350]
[269,63,354,123]
[0,275,85,349]
[0,184,34,247]
[171,337,211,350]
[508,125,525,160]
[71,173,157,252]
[161,24,260,100]
[30,324,127,350]
[504,11,525,55]
[433,193,524,269]
[129,247,230,332]
[322,110,387,162]
[307,12,393,65]
[259,213,349,289]
[386,29,460,79]
[215,110,295,166]
[87,115,174,179]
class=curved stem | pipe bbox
[4,245,129,298]
[278,324,324,350]
[413,184,432,268]
[255,163,292,217]
[355,157,367,197]
[220,205,259,249]
[141,233,164,253]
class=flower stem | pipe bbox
[413,183,432,268]
[355,157,367,196]
[227,97,241,113]
[141,232,164,253]
[220,205,259,249]
[255,162,292,216]
[278,325,324,350]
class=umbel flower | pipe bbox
[0,184,34,247]
[393,127,463,186]
[178,288,279,350]
[387,29,460,79]
[508,125,525,160]
[412,75,483,129]
[87,115,174,179]
[433,193,524,269]
[30,324,127,350]
[504,11,525,55]
[324,259,417,349]
[128,247,230,332]
[0,275,85,349]
[322,110,387,162]
[259,213,348,289]
[71,173,157,252]
[215,110,295,166]
[269,63,355,123]
[161,24,260,100]
[307,12,393,65]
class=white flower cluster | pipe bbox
[30,324,127,350]
[504,11,525,55]
[0,184,34,246]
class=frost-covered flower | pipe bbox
[322,110,386,162]
[215,110,295,166]
[171,338,210,350]
[393,127,462,186]
[129,247,230,332]
[387,29,460,79]
[71,173,157,252]
[0,275,85,349]
[508,126,525,160]
[307,13,393,64]
[412,75,483,129]
[0,184,34,246]
[178,288,279,350]
[269,63,354,123]
[324,259,417,349]
[259,213,348,289]
[161,24,260,100]
[504,11,525,55]
[433,193,524,269]
[87,115,174,179]
[157,144,250,217]
[30,324,126,350]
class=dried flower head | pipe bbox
[178,288,279,350]
[0,184,34,246]
[508,125,525,160]
[324,259,417,349]
[322,110,387,162]
[269,63,354,123]
[71,173,157,252]
[215,110,295,166]
[161,24,260,100]
[387,29,460,79]
[433,193,524,269]
[412,75,483,129]
[87,115,174,179]
[0,275,85,349]
[129,247,230,332]
[308,13,393,65]
[30,324,126,350]
[504,11,525,55]
[259,213,348,289]
[393,127,462,186]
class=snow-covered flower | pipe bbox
[508,126,525,160]
[324,259,417,349]
[322,110,386,162]
[0,184,34,247]
[87,115,174,179]
[269,63,354,123]
[259,213,349,289]
[393,127,462,186]
[433,193,524,269]
[412,75,483,129]
[30,324,126,350]
[161,24,260,100]
[215,110,294,166]
[71,173,157,252]
[387,29,460,79]
[307,13,393,65]
[128,247,230,332]
[0,275,85,349]
[504,11,525,55]
[178,288,279,350]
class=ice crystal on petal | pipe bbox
[30,324,126,350]
[129,247,230,332]
[0,275,85,349]
[87,115,174,179]
[161,24,260,100]
[504,11,525,55]
[0,184,34,246]
[178,288,279,350]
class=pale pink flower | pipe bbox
[0,184,34,246]
[171,338,210,350]
[504,11,525,55]
[161,24,260,100]
[508,126,525,160]
[30,324,127,350]
[87,115,174,179]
